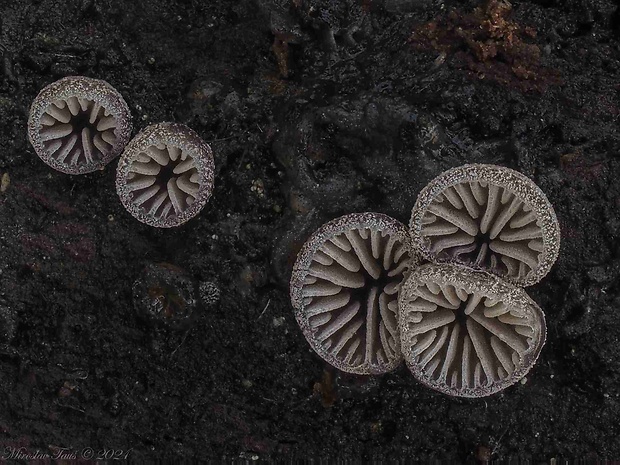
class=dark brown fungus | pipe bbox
[410,164,560,286]
[399,263,546,397]
[116,122,214,228]
[28,76,132,174]
[290,212,419,375]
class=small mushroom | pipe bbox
[399,263,546,397]
[116,122,215,228]
[290,212,419,375]
[27,76,132,174]
[410,164,560,286]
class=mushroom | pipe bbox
[290,212,419,374]
[399,263,546,397]
[27,76,132,174]
[116,122,215,228]
[410,164,560,286]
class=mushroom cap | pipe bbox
[290,212,420,375]
[399,263,547,398]
[27,76,132,174]
[116,122,215,228]
[410,164,560,287]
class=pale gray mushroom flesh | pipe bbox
[125,143,199,216]
[399,263,546,397]
[290,213,418,374]
[410,164,560,287]
[28,76,132,175]
[116,123,214,228]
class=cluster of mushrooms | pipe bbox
[27,76,214,228]
[27,77,561,398]
[290,164,560,398]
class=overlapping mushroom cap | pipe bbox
[116,122,214,228]
[399,263,546,397]
[290,212,418,374]
[410,164,560,286]
[27,76,132,174]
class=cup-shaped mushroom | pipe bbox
[399,263,546,397]
[116,122,215,228]
[410,164,560,286]
[290,212,419,375]
[28,76,132,174]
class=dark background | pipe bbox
[0,0,619,462]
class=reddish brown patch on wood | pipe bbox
[409,0,561,92]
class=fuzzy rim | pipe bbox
[115,122,215,228]
[409,164,561,287]
[290,212,421,375]
[398,263,547,398]
[27,76,132,175]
